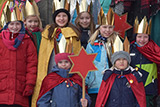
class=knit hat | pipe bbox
[111,51,131,65]
[55,53,74,65]
[52,9,71,23]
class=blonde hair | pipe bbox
[88,28,118,45]
[24,15,43,30]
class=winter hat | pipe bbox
[55,53,74,65]
[52,8,71,23]
[111,51,131,65]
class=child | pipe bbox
[75,11,95,49]
[31,8,81,107]
[130,16,160,107]
[0,5,37,107]
[37,53,91,107]
[85,7,122,106]
[96,51,146,107]
[42,8,81,54]
[24,0,42,54]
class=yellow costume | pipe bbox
[31,25,81,107]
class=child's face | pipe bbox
[99,25,114,38]
[55,12,68,28]
[114,58,128,70]
[57,59,71,70]
[8,21,22,33]
[79,12,91,28]
[136,33,149,46]
[24,16,39,31]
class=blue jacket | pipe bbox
[130,43,158,95]
[37,66,91,107]
[85,41,109,94]
[103,66,142,107]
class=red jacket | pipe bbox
[0,33,37,107]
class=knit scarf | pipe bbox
[2,29,25,50]
[98,34,107,42]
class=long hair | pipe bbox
[88,26,118,45]
[47,22,80,40]
[24,15,43,30]
[75,11,95,36]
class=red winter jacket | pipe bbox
[0,33,37,107]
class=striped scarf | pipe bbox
[2,21,25,50]
[2,29,25,50]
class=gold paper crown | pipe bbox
[113,35,123,53]
[134,16,152,35]
[76,0,92,14]
[24,0,39,18]
[0,1,17,26]
[0,10,7,27]
[0,21,2,28]
[107,35,130,61]
[112,36,130,53]
[52,0,70,13]
[98,7,114,25]
[6,5,23,22]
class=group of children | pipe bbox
[0,0,160,107]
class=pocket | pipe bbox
[0,75,7,91]
[16,76,26,93]
[51,100,57,107]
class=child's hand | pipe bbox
[80,98,88,107]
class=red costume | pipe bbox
[95,73,146,107]
[132,40,160,94]
[37,72,83,105]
